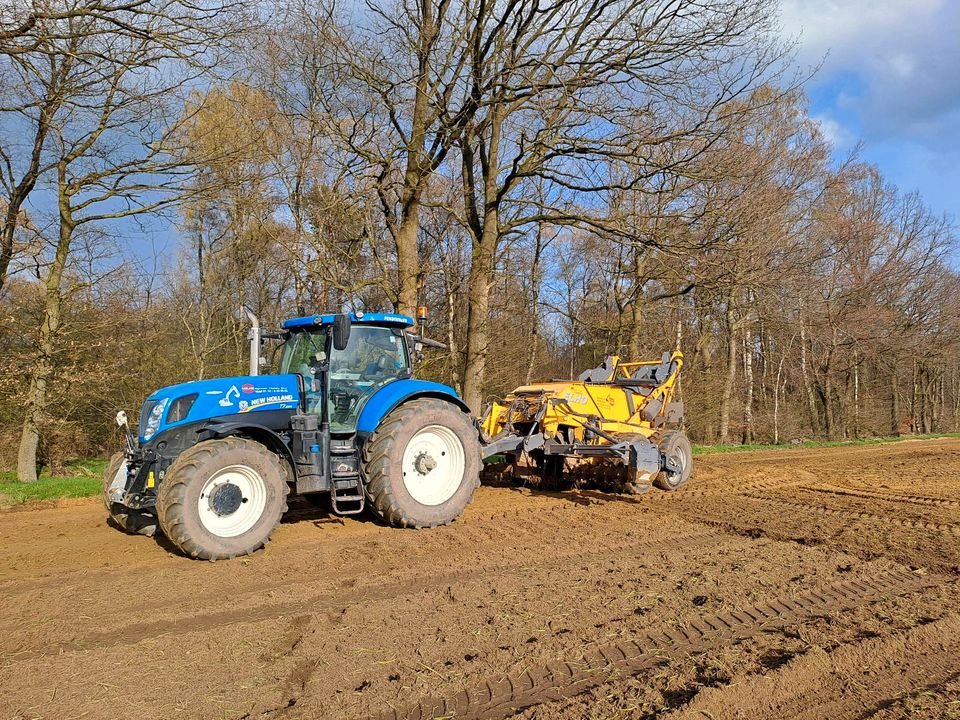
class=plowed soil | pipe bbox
[2,438,959,720]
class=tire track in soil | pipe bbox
[369,568,938,720]
[740,492,960,535]
[673,613,960,720]
[795,484,960,509]
[7,529,724,661]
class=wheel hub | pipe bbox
[414,451,438,475]
[208,482,244,516]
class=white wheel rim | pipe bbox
[197,464,267,537]
[401,425,466,506]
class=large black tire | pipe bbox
[654,430,693,490]
[363,399,481,528]
[156,438,289,560]
[102,451,158,537]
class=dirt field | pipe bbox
[2,439,959,720]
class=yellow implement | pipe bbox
[480,352,692,493]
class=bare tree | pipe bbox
[453,0,787,411]
[13,0,242,481]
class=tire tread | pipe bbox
[362,399,480,528]
[156,437,289,560]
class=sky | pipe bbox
[780,0,960,222]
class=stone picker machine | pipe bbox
[478,352,692,493]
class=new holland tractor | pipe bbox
[103,311,480,560]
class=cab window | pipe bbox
[328,326,409,432]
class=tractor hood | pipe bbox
[138,374,301,443]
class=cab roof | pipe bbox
[282,312,415,330]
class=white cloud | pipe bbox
[886,53,915,81]
[781,0,960,151]
[812,114,854,150]
[780,0,944,69]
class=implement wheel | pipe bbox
[654,430,693,490]
[156,438,289,560]
[102,451,158,537]
[363,399,480,528]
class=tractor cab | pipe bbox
[279,313,414,433]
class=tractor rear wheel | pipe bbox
[156,438,289,560]
[363,399,480,528]
[654,430,693,490]
[102,452,158,537]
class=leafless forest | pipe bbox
[1,0,958,479]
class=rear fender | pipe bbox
[356,380,471,435]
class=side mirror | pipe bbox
[332,313,351,351]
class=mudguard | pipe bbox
[356,379,470,434]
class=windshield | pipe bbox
[280,325,409,432]
[329,326,409,432]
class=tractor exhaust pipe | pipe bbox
[242,305,261,376]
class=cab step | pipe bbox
[330,475,365,515]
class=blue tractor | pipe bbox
[103,310,481,560]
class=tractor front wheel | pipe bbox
[156,438,289,560]
[363,399,480,528]
[654,430,693,490]
[102,452,158,537]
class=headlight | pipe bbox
[142,398,169,440]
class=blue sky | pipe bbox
[781,0,960,221]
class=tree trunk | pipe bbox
[392,0,442,316]
[950,368,960,432]
[17,163,74,481]
[627,247,646,358]
[911,359,919,433]
[890,360,900,435]
[799,318,819,435]
[394,211,421,316]
[773,353,785,444]
[440,250,462,394]
[852,354,860,439]
[742,326,754,444]
[460,104,503,413]
[525,226,546,384]
[461,208,497,413]
[718,294,737,445]
[823,349,835,440]
[938,372,945,432]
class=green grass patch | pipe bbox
[0,458,106,505]
[693,432,960,456]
